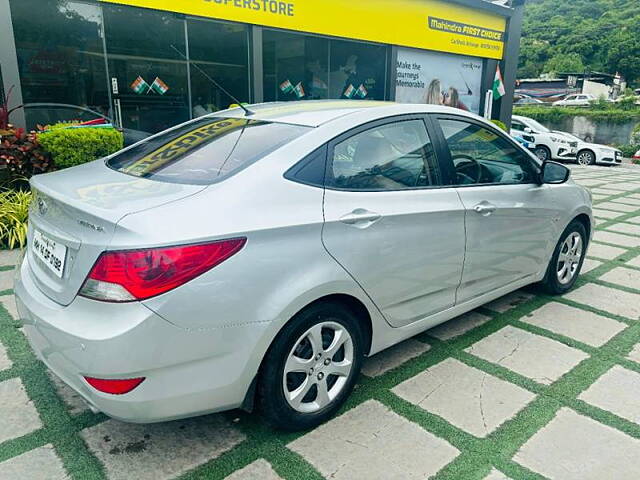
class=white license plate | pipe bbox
[32,230,67,278]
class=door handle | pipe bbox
[339,209,382,226]
[473,202,497,216]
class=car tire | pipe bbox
[258,301,364,431]
[577,150,595,166]
[540,220,587,295]
[534,145,551,162]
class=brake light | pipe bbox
[79,238,246,302]
[84,376,145,395]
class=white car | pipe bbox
[552,94,597,107]
[511,115,577,162]
[633,149,640,162]
[553,131,622,166]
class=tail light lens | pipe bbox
[84,376,145,395]
[79,238,246,302]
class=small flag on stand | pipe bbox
[149,77,169,95]
[130,76,149,94]
[293,82,305,99]
[279,79,294,93]
[343,84,356,98]
[356,84,368,98]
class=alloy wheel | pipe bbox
[282,321,354,413]
[556,232,583,285]
[577,151,594,166]
[535,147,549,161]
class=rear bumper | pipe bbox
[14,257,268,423]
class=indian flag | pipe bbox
[356,84,368,98]
[343,84,356,98]
[150,77,169,95]
[293,82,305,99]
[130,76,149,94]
[493,66,506,100]
[279,79,294,93]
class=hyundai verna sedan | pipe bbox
[15,101,593,431]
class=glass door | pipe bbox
[103,4,190,135]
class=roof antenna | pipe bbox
[170,44,254,117]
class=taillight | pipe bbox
[84,376,145,395]
[79,238,246,302]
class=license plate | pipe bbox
[32,230,67,278]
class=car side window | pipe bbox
[328,119,442,191]
[438,118,538,186]
[511,121,525,132]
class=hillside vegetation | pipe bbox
[518,0,640,85]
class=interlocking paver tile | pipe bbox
[483,469,512,480]
[522,302,625,347]
[81,415,245,480]
[580,258,602,273]
[586,242,626,260]
[427,311,491,341]
[514,408,640,480]
[0,378,43,444]
[0,445,68,480]
[600,266,640,290]
[288,400,459,479]
[0,270,14,292]
[591,188,625,196]
[611,197,640,207]
[0,295,19,320]
[224,459,283,480]
[628,343,640,363]
[362,339,430,377]
[625,215,640,224]
[48,372,89,415]
[465,326,588,384]
[593,231,639,248]
[0,342,11,371]
[596,202,639,213]
[565,283,640,319]
[578,366,640,425]
[484,290,533,313]
[0,249,21,267]
[392,358,535,437]
[591,208,624,219]
[606,222,640,236]
[629,256,640,268]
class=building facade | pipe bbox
[1,0,524,137]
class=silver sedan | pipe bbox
[15,101,593,430]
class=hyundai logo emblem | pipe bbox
[37,197,48,216]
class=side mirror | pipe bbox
[541,161,570,184]
[524,127,533,133]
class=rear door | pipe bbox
[322,115,466,328]
[432,115,561,304]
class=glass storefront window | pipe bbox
[10,0,110,129]
[263,30,329,102]
[263,30,388,102]
[104,4,189,135]
[187,18,249,117]
[329,39,387,101]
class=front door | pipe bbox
[434,116,561,304]
[322,116,466,328]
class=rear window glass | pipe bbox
[107,117,311,185]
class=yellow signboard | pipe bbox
[99,0,506,59]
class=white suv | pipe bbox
[552,94,596,107]
[511,115,577,162]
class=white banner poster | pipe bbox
[395,48,483,114]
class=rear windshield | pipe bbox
[107,117,311,185]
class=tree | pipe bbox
[543,53,585,76]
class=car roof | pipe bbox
[214,100,475,127]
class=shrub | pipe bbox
[490,119,507,131]
[0,128,53,184]
[38,126,124,169]
[0,189,31,249]
[513,105,640,124]
[614,144,638,158]
[631,123,640,146]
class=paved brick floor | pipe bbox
[1,164,640,479]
